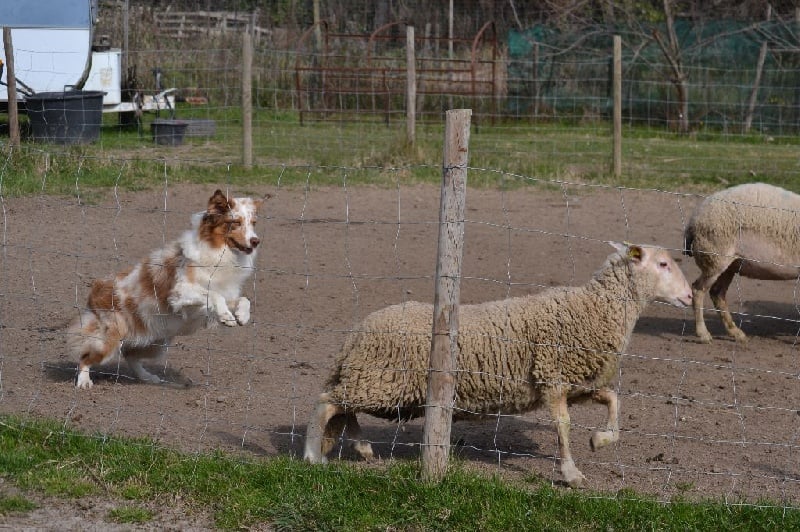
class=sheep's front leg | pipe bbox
[589,388,619,451]
[692,282,713,344]
[548,390,585,488]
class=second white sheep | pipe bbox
[684,183,800,343]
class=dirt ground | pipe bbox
[1,181,799,526]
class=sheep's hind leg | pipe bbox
[589,388,619,451]
[548,390,585,488]
[304,393,343,464]
[303,396,374,462]
[321,411,374,461]
[709,263,747,343]
[343,413,374,461]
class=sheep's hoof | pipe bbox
[565,470,586,489]
[590,430,617,451]
[696,332,713,344]
[730,330,748,344]
[561,461,585,489]
[303,452,328,465]
[352,440,375,461]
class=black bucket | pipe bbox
[151,119,188,146]
[25,90,105,144]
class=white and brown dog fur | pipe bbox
[69,189,268,389]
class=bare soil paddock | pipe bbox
[1,182,799,511]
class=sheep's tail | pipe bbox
[683,223,695,257]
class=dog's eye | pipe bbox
[228,219,242,228]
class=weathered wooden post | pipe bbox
[242,30,253,168]
[3,27,20,149]
[612,35,622,178]
[422,109,471,482]
[406,25,416,146]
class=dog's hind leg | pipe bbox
[77,344,119,389]
[123,342,168,384]
[71,316,123,390]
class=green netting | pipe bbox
[508,20,800,133]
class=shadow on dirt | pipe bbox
[636,300,800,343]
[42,360,194,388]
[269,414,553,473]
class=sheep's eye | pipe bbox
[659,261,669,268]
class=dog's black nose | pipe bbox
[250,237,260,248]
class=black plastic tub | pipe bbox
[184,119,216,138]
[151,119,189,146]
[25,90,105,144]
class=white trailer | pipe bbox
[0,0,173,113]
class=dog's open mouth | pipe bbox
[227,237,254,254]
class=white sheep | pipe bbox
[304,242,692,487]
[684,183,800,343]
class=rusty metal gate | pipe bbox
[294,21,503,124]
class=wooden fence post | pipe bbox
[422,108,471,482]
[612,35,622,178]
[406,25,416,146]
[242,30,253,168]
[3,27,20,149]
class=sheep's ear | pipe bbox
[609,241,643,262]
[626,244,644,262]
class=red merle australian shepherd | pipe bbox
[69,189,268,389]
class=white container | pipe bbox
[84,49,122,105]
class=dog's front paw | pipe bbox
[219,312,238,327]
[235,297,251,325]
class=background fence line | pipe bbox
[93,2,800,135]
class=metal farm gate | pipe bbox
[294,21,503,124]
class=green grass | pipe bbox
[0,416,796,530]
[0,493,37,515]
[2,109,798,198]
[107,505,154,524]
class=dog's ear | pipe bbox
[253,193,272,210]
[207,189,230,214]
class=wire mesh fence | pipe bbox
[1,2,800,524]
[1,145,799,510]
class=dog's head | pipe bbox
[199,189,269,255]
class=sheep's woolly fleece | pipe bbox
[325,247,660,419]
[686,183,800,264]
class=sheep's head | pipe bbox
[610,241,693,308]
